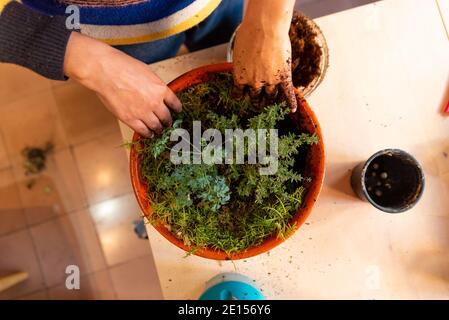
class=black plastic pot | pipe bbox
[350,149,425,213]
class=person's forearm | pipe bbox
[0,1,72,80]
[243,0,295,33]
[64,32,113,90]
[233,0,297,111]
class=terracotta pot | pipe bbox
[130,62,325,260]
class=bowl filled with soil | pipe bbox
[129,63,325,260]
[227,11,329,97]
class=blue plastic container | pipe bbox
[199,273,265,300]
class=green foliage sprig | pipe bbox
[138,73,318,255]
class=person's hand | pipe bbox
[233,0,297,112]
[64,32,182,138]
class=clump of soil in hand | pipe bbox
[22,142,54,175]
[289,12,323,88]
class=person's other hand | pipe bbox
[232,0,297,112]
[64,33,182,138]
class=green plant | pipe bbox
[22,141,54,175]
[137,73,318,255]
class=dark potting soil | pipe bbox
[22,142,54,175]
[364,154,422,209]
[289,12,323,88]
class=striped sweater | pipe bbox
[0,0,221,79]
[21,0,222,45]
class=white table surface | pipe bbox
[119,0,449,299]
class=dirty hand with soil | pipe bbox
[233,0,297,112]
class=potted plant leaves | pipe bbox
[130,63,325,260]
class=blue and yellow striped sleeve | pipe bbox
[1,1,13,13]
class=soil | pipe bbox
[22,142,54,175]
[289,12,323,88]
[365,154,422,209]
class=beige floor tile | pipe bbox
[47,270,115,300]
[50,79,68,89]
[64,209,107,274]
[41,148,87,213]
[109,255,162,300]
[89,193,149,266]
[52,82,119,146]
[24,206,63,227]
[12,148,87,225]
[0,64,52,105]
[29,217,88,287]
[73,130,132,205]
[0,133,9,170]
[18,290,49,300]
[0,208,26,238]
[0,230,45,299]
[0,169,21,208]
[0,169,26,236]
[0,89,68,159]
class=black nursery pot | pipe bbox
[350,149,425,213]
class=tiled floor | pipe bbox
[0,64,162,300]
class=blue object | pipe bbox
[133,219,148,240]
[199,273,265,300]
